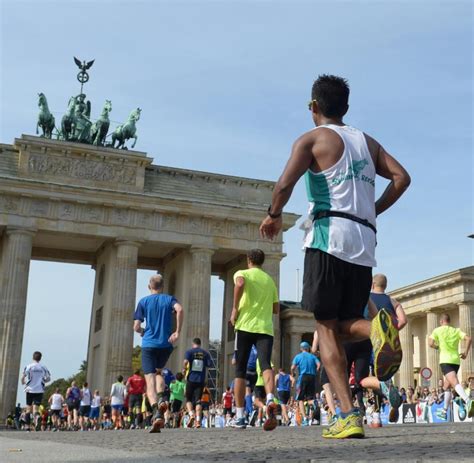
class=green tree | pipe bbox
[132,345,142,372]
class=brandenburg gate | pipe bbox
[0,135,298,419]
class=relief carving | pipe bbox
[59,203,74,219]
[0,197,20,212]
[28,154,136,185]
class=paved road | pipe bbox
[1,423,472,462]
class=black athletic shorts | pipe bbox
[344,339,372,384]
[67,399,80,411]
[234,330,273,379]
[128,394,143,411]
[50,409,61,416]
[26,392,43,406]
[320,366,330,386]
[185,381,204,405]
[79,405,91,417]
[254,386,266,400]
[278,390,290,405]
[201,402,210,411]
[296,374,316,401]
[440,363,460,376]
[171,399,182,413]
[301,248,372,321]
[246,371,258,390]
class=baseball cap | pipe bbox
[300,341,310,349]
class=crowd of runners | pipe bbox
[9,75,473,439]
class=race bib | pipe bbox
[191,359,204,372]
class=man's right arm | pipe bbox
[230,276,245,326]
[366,134,411,216]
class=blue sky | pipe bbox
[1,1,472,401]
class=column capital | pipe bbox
[6,226,37,237]
[458,302,474,308]
[114,238,143,248]
[263,252,286,261]
[189,246,216,255]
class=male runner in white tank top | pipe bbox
[260,74,410,439]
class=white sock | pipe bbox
[444,390,452,410]
[266,393,274,404]
[455,384,469,402]
[236,407,244,419]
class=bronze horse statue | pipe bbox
[91,100,112,146]
[111,108,141,149]
[61,96,76,141]
[36,93,55,138]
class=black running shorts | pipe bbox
[301,248,372,321]
[128,394,143,411]
[26,393,43,406]
[234,330,273,379]
[278,390,290,405]
[344,339,372,384]
[296,374,316,401]
[185,381,204,405]
[440,363,460,376]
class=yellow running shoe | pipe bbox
[371,309,403,381]
[322,412,364,439]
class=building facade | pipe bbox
[0,135,299,420]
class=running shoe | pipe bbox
[195,420,201,429]
[301,418,309,426]
[149,402,167,434]
[322,410,364,439]
[263,402,278,431]
[327,413,338,427]
[436,408,447,420]
[229,417,248,429]
[370,309,403,381]
[468,399,474,419]
[187,415,195,428]
[456,398,466,420]
[380,380,402,423]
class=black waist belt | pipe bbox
[313,210,377,234]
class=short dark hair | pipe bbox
[193,337,201,346]
[134,369,141,375]
[176,372,183,381]
[311,74,349,118]
[33,351,42,361]
[440,313,450,323]
[117,375,123,382]
[247,249,265,266]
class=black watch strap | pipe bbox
[267,205,282,219]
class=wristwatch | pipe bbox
[267,205,282,219]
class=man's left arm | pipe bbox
[391,297,407,330]
[260,133,314,240]
[460,333,472,360]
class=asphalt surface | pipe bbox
[1,423,472,462]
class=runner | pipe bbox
[429,313,473,419]
[275,367,294,425]
[229,248,279,430]
[183,337,212,428]
[48,388,64,431]
[169,372,186,428]
[110,375,126,429]
[259,74,410,438]
[222,386,234,424]
[200,384,212,427]
[21,351,51,431]
[65,381,81,430]
[250,359,274,427]
[126,369,146,429]
[90,390,101,430]
[133,273,184,433]
[79,382,92,430]
[359,275,408,422]
[291,341,320,426]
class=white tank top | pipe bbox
[81,388,91,406]
[303,124,376,267]
[50,393,63,410]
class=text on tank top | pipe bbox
[303,124,376,267]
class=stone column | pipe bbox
[104,239,140,389]
[0,227,35,421]
[186,248,214,350]
[459,303,474,381]
[399,317,413,388]
[425,311,440,385]
[262,253,283,368]
[288,332,302,366]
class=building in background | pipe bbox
[277,266,474,390]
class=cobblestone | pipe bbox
[1,423,472,462]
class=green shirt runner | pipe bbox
[233,267,278,336]
[170,380,186,402]
[430,325,466,365]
